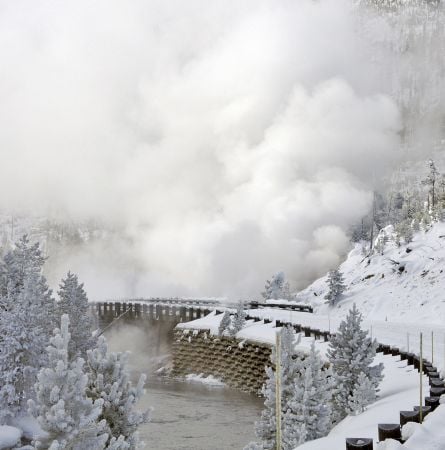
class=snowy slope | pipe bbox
[297,222,445,325]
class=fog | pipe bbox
[0,0,442,298]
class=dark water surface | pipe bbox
[106,321,263,450]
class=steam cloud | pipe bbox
[0,0,404,298]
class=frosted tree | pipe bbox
[58,271,95,359]
[28,315,109,450]
[0,234,46,298]
[86,336,150,449]
[229,301,246,336]
[347,372,376,415]
[0,271,58,421]
[421,160,439,210]
[251,327,303,449]
[282,341,333,448]
[395,219,413,245]
[325,269,346,307]
[218,311,231,336]
[262,272,291,300]
[327,304,383,423]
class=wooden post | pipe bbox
[431,331,434,365]
[420,332,423,424]
[275,330,282,450]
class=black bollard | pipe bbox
[345,438,373,449]
[377,424,402,442]
[382,345,391,355]
[413,405,432,418]
[430,387,445,397]
[425,396,440,411]
[428,371,440,379]
[399,351,408,361]
[390,347,400,357]
[406,353,415,366]
[430,379,445,388]
[400,410,420,426]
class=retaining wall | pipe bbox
[171,328,272,395]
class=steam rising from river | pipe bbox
[0,0,442,298]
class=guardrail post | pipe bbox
[377,424,401,442]
[345,438,373,449]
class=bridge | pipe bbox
[89,297,313,329]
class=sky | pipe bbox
[0,0,442,299]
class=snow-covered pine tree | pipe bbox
[324,269,346,307]
[86,336,150,449]
[229,301,246,336]
[262,272,291,300]
[327,304,383,423]
[282,341,333,448]
[58,272,95,360]
[396,219,413,245]
[347,372,376,415]
[421,159,439,210]
[251,326,303,450]
[28,315,109,450]
[0,234,46,298]
[218,311,231,336]
[0,271,58,422]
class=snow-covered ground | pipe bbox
[0,426,21,450]
[298,222,445,325]
[176,311,330,357]
[298,353,429,450]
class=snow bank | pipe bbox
[184,374,225,387]
[176,310,223,334]
[0,425,21,449]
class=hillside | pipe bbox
[297,222,445,325]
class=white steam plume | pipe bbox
[0,0,403,298]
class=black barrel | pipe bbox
[378,424,401,442]
[346,438,373,449]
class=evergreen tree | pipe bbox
[0,271,57,422]
[58,272,95,360]
[252,327,303,449]
[395,219,413,245]
[28,315,109,450]
[421,159,439,210]
[229,301,246,336]
[282,341,333,448]
[347,372,376,415]
[86,336,150,449]
[327,304,383,423]
[325,269,346,307]
[262,272,291,300]
[218,311,231,336]
[0,234,46,298]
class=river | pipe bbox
[106,321,263,450]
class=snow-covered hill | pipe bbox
[297,222,445,325]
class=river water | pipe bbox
[106,321,263,450]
